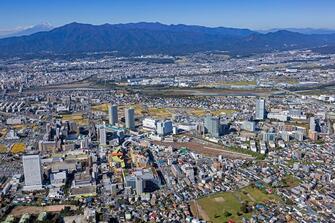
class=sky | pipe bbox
[1,0,335,31]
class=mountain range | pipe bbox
[1,22,335,57]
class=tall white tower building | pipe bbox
[255,99,265,120]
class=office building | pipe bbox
[80,136,90,149]
[172,126,178,135]
[204,115,221,137]
[267,113,288,122]
[99,126,107,145]
[125,107,135,130]
[50,171,67,187]
[262,132,276,142]
[281,131,290,142]
[288,109,307,120]
[255,99,266,120]
[135,177,144,195]
[142,118,157,130]
[22,154,43,191]
[241,121,256,132]
[260,141,267,154]
[125,169,160,194]
[156,120,173,136]
[250,140,257,152]
[310,117,316,131]
[108,104,118,125]
[125,176,136,189]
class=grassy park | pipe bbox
[194,185,281,223]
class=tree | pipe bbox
[240,203,249,214]
[224,211,232,217]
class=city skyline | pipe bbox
[1,0,335,31]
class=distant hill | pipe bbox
[0,23,53,39]
[259,28,335,35]
[0,22,335,57]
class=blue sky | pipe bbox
[1,0,335,30]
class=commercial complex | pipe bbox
[22,154,43,191]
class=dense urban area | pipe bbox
[0,50,335,223]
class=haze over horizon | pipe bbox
[1,0,335,31]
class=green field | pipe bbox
[196,186,281,223]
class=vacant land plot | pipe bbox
[146,107,172,118]
[62,113,89,125]
[10,205,77,217]
[190,200,210,221]
[187,108,236,117]
[196,186,281,223]
[11,143,25,154]
[0,128,7,138]
[0,144,7,153]
[91,103,109,112]
[91,102,238,121]
[92,103,173,119]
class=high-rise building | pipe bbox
[22,154,43,191]
[156,120,173,136]
[255,99,265,120]
[108,104,118,125]
[135,176,143,195]
[125,108,135,130]
[80,136,90,149]
[309,117,316,131]
[204,115,221,137]
[99,126,107,145]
